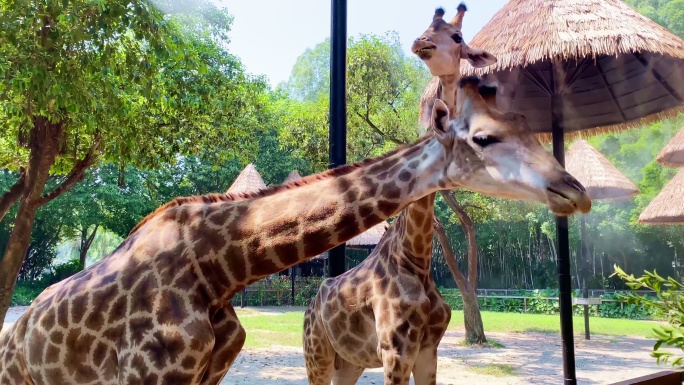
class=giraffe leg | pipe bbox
[199,304,246,385]
[303,304,335,385]
[331,358,364,385]
[411,347,438,385]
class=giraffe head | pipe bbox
[411,3,496,76]
[431,77,591,216]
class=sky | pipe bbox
[221,0,508,87]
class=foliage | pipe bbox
[613,266,684,366]
[624,0,684,38]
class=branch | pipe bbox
[84,224,99,250]
[37,136,101,207]
[355,111,405,145]
[433,216,468,290]
[0,167,27,222]
[439,190,479,290]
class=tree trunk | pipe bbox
[433,191,488,345]
[79,225,99,269]
[462,288,486,344]
[0,117,64,323]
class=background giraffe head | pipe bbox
[411,3,497,77]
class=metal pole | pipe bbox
[328,0,347,278]
[290,266,296,306]
[581,215,590,340]
[551,82,577,383]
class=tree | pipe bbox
[0,0,267,321]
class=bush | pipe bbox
[613,265,684,367]
[10,281,49,306]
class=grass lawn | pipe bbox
[236,308,660,349]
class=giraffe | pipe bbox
[302,79,590,385]
[0,77,590,385]
[411,3,497,129]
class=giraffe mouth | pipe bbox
[545,186,591,216]
[412,42,437,60]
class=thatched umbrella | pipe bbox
[461,1,684,381]
[225,163,267,194]
[283,170,303,185]
[638,169,684,225]
[566,140,639,340]
[657,127,684,167]
[346,222,388,251]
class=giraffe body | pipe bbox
[303,194,451,385]
[0,77,590,384]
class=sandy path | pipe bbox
[2,306,669,384]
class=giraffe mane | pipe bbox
[128,135,434,236]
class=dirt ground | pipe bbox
[2,306,669,384]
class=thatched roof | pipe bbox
[283,170,303,184]
[226,163,267,194]
[346,222,389,248]
[565,140,639,201]
[638,169,684,225]
[460,0,684,138]
[657,127,684,167]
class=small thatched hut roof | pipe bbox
[346,222,389,249]
[565,140,639,201]
[638,169,684,225]
[657,127,684,168]
[226,163,267,194]
[283,170,303,185]
[459,0,684,137]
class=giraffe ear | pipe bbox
[430,99,450,136]
[461,45,497,68]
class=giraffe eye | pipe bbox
[472,135,501,148]
[451,33,462,43]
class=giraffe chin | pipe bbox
[546,189,592,217]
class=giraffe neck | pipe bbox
[437,74,460,118]
[386,193,436,277]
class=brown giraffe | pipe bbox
[0,77,590,385]
[302,79,591,385]
[411,4,497,129]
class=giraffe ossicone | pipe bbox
[0,76,589,385]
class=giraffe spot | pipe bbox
[193,226,227,259]
[334,212,360,243]
[27,329,47,364]
[102,323,124,344]
[397,320,410,335]
[56,300,69,329]
[130,277,158,315]
[338,334,363,350]
[302,229,332,257]
[391,334,404,351]
[157,290,188,326]
[174,267,197,292]
[344,188,360,203]
[225,248,247,282]
[330,312,348,333]
[108,295,127,323]
[185,318,213,351]
[181,356,196,369]
[129,317,155,345]
[274,242,299,266]
[266,217,299,239]
[92,341,109,367]
[409,329,420,343]
[408,159,420,169]
[226,222,251,242]
[64,330,98,382]
[142,330,185,369]
[43,368,65,384]
[156,244,188,285]
[40,307,56,331]
[377,200,400,217]
[378,277,390,293]
[45,344,60,364]
[128,353,158,385]
[162,370,192,385]
[67,272,91,297]
[207,207,232,227]
[398,170,412,182]
[380,181,401,200]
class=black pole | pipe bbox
[581,215,590,340]
[551,77,577,383]
[290,266,296,306]
[328,0,347,278]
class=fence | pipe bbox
[229,277,659,320]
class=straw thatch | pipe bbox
[657,127,684,167]
[565,140,639,201]
[459,0,684,138]
[283,170,303,185]
[346,222,389,248]
[226,163,267,194]
[638,168,684,225]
